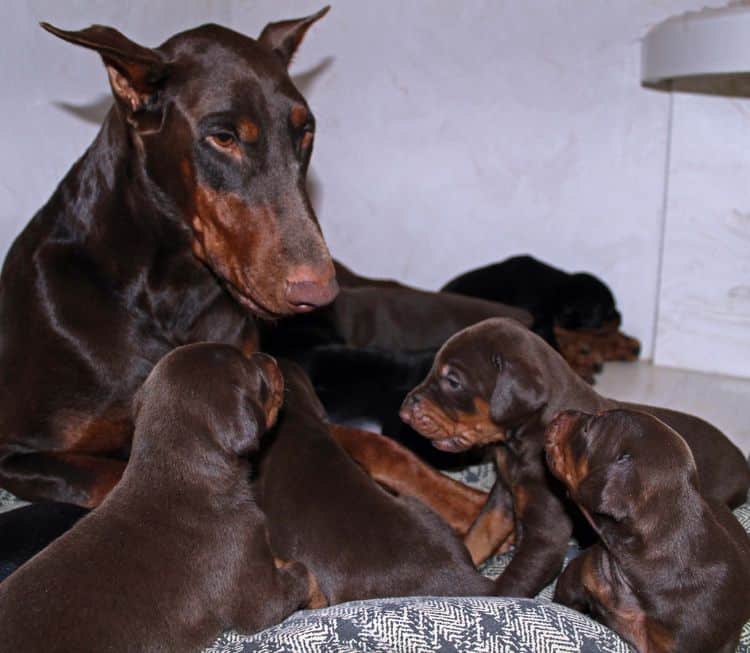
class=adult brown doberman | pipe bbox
[0,10,340,507]
[400,318,750,597]
[0,10,533,513]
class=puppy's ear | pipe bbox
[131,385,145,421]
[220,398,264,458]
[40,23,168,127]
[489,355,548,424]
[576,464,632,524]
[258,6,329,67]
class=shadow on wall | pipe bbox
[644,73,750,98]
[53,95,112,125]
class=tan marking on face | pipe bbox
[290,104,309,128]
[237,118,259,143]
[454,398,507,446]
[191,184,285,309]
[405,394,505,451]
[301,131,314,149]
[408,398,460,440]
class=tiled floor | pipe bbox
[596,361,750,456]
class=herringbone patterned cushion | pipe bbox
[2,475,749,652]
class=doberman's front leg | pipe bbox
[0,452,126,508]
[464,479,515,565]
[328,424,488,535]
[493,481,572,597]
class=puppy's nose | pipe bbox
[399,392,421,423]
[405,393,421,407]
[285,264,339,312]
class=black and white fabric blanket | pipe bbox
[2,465,749,653]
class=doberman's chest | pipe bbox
[493,430,546,488]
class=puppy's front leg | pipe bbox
[553,548,593,614]
[274,559,328,610]
[464,480,515,565]
[493,482,572,598]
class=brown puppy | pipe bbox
[0,345,319,652]
[255,361,496,604]
[546,409,750,653]
[401,317,750,597]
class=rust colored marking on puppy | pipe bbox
[464,504,515,565]
[306,569,328,609]
[237,118,259,143]
[54,410,132,455]
[513,484,531,516]
[300,131,314,149]
[290,104,308,128]
[82,458,127,508]
[454,398,506,446]
[329,424,488,535]
[644,619,675,653]
[403,397,460,441]
[240,330,259,357]
[405,396,505,452]
[579,552,655,653]
[545,417,589,493]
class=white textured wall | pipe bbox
[0,1,743,368]
[655,90,750,377]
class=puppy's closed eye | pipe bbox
[441,373,462,391]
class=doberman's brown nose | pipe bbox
[285,265,339,312]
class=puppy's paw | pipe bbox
[305,568,328,610]
[274,558,328,610]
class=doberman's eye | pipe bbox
[441,374,462,392]
[617,452,632,464]
[206,132,237,150]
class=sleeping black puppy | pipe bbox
[441,255,640,382]
[292,344,479,468]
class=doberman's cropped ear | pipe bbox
[258,6,330,67]
[40,23,168,115]
[489,355,548,424]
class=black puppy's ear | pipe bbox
[489,356,547,424]
[258,6,329,67]
[40,23,168,116]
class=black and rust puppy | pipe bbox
[0,345,320,651]
[289,344,476,468]
[441,255,641,381]
[400,317,750,598]
[546,409,750,653]
[255,360,496,604]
